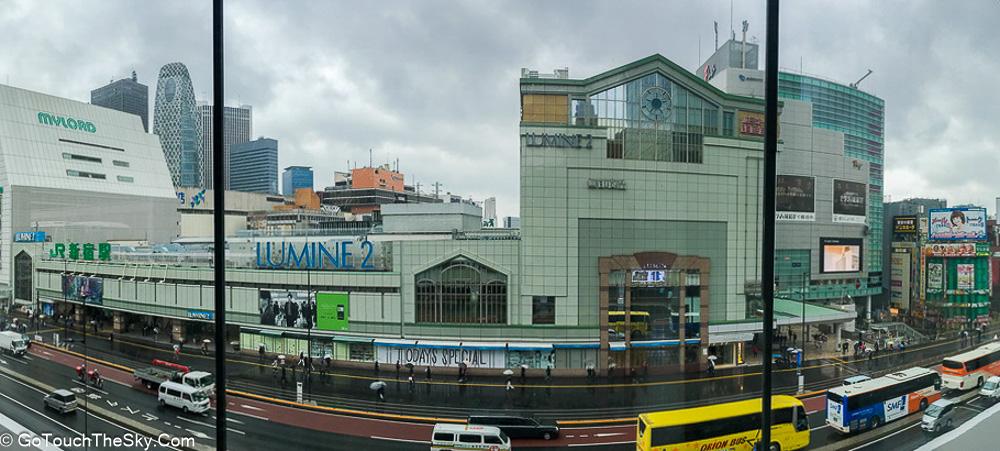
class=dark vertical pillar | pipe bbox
[212,0,228,448]
[760,0,780,448]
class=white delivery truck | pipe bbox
[0,331,28,356]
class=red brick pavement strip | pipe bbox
[29,344,636,447]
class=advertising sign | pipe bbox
[927,263,944,292]
[255,240,378,270]
[187,310,214,320]
[776,175,815,221]
[890,250,912,310]
[259,289,316,329]
[833,180,867,224]
[957,264,975,290]
[376,346,506,369]
[884,395,909,422]
[928,208,987,241]
[925,242,990,257]
[49,242,111,261]
[61,275,103,305]
[315,292,350,332]
[893,216,918,235]
[820,238,863,273]
[737,111,765,136]
[13,231,46,243]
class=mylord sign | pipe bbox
[14,231,46,243]
[37,112,96,133]
[522,133,594,149]
[587,178,626,190]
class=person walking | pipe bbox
[173,343,180,362]
[377,385,385,402]
[407,374,415,391]
[425,366,431,380]
[281,365,288,386]
[505,376,514,392]
[545,365,552,382]
[395,360,401,380]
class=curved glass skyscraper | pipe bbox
[153,62,202,187]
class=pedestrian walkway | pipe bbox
[27,322,995,419]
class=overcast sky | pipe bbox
[3,0,998,219]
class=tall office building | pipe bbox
[153,62,202,187]
[199,102,252,190]
[282,166,314,196]
[778,72,886,293]
[230,138,278,194]
[483,197,497,227]
[90,71,149,132]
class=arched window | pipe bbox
[415,256,507,324]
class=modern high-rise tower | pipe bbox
[199,102,252,190]
[91,71,149,132]
[282,165,314,196]
[230,138,279,194]
[153,62,202,187]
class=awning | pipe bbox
[552,342,600,349]
[259,329,284,337]
[631,340,681,348]
[609,342,627,351]
[506,343,553,351]
[709,332,755,344]
[333,335,376,344]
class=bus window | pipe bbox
[794,406,808,432]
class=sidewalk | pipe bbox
[27,322,988,419]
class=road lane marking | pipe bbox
[21,355,33,361]
[187,429,212,440]
[810,424,830,432]
[568,440,635,447]
[122,406,139,415]
[593,432,625,438]
[240,404,266,412]
[846,422,920,451]
[229,410,269,421]
[370,436,430,444]
[956,405,982,413]
[227,427,247,435]
[176,415,215,429]
[71,380,109,396]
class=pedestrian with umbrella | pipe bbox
[707,355,717,375]
[201,339,210,356]
[370,381,387,401]
[503,369,514,391]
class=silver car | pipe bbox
[921,399,956,434]
[43,389,78,414]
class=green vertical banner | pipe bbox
[316,292,349,331]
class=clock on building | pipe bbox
[640,86,671,121]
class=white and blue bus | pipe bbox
[826,367,942,433]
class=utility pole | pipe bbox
[211,0,228,447]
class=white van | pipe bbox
[980,375,1000,402]
[431,423,511,451]
[158,381,210,414]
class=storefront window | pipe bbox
[532,296,555,324]
[348,342,374,362]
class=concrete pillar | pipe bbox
[74,308,84,326]
[866,296,872,322]
[113,312,125,333]
[171,321,186,343]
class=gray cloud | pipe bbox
[3,0,998,218]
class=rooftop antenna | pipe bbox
[714,21,719,50]
[369,148,373,168]
[730,0,735,41]
[850,69,874,89]
[741,20,749,69]
[433,181,443,199]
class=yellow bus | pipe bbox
[636,395,809,451]
[608,311,650,340]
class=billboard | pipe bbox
[927,263,944,292]
[61,274,103,305]
[928,208,987,241]
[833,180,867,224]
[890,249,912,310]
[259,289,316,329]
[776,175,815,221]
[375,346,507,369]
[820,238,863,273]
[893,215,918,234]
[315,292,350,332]
[925,242,990,257]
[737,111,765,136]
[957,264,975,290]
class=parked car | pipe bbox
[468,415,560,440]
[43,389,78,414]
[979,376,1000,402]
[431,424,510,451]
[921,399,956,434]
